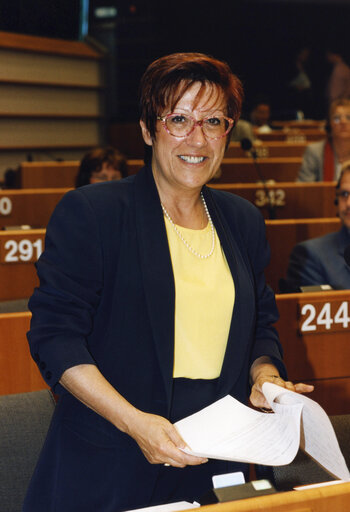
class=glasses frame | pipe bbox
[336,190,350,200]
[157,113,235,140]
[332,115,350,124]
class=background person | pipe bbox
[24,53,312,512]
[297,98,350,182]
[287,164,350,290]
[75,146,128,187]
[249,96,273,134]
[326,46,350,103]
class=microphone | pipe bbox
[344,245,350,266]
[240,138,276,219]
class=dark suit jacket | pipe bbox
[287,225,350,290]
[24,166,285,512]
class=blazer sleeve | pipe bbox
[27,189,104,389]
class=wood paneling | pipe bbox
[0,188,68,228]
[0,312,48,395]
[0,229,44,300]
[276,290,350,415]
[226,141,308,158]
[209,182,338,219]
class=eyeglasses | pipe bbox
[332,114,350,124]
[157,113,234,140]
[336,190,350,200]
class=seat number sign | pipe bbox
[299,300,350,334]
[0,238,43,263]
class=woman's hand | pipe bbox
[126,409,208,468]
[60,364,207,468]
[249,357,314,409]
[250,374,314,409]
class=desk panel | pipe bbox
[216,158,302,183]
[209,182,337,219]
[276,290,350,415]
[0,229,44,300]
[127,158,302,183]
[0,188,68,228]
[226,141,308,158]
[199,482,350,512]
[19,161,79,188]
[0,312,47,395]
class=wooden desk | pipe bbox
[275,290,350,415]
[0,188,68,228]
[19,161,79,188]
[0,311,48,395]
[226,141,308,158]
[271,120,326,130]
[258,130,326,142]
[127,157,302,183]
[199,481,350,512]
[213,158,302,183]
[0,229,44,300]
[265,218,341,292]
[209,182,338,219]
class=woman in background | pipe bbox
[75,146,128,187]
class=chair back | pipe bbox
[271,414,350,490]
[0,389,55,512]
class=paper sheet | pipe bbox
[174,383,350,481]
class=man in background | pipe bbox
[286,164,350,290]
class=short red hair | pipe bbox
[139,52,244,141]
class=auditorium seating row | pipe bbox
[0,218,340,301]
[2,289,349,417]
[0,181,338,229]
[16,157,306,188]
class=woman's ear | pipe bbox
[139,120,153,146]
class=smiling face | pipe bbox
[140,82,227,196]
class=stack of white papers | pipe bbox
[175,382,350,481]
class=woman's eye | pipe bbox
[170,115,187,124]
[206,117,221,126]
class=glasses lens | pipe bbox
[164,114,233,138]
[333,115,350,123]
[202,117,232,138]
[165,115,193,137]
[339,190,350,199]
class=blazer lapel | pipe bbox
[134,166,175,412]
[203,187,256,397]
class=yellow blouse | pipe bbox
[164,216,235,379]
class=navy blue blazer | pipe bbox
[287,225,350,290]
[24,166,286,511]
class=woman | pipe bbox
[24,53,312,512]
[298,98,350,181]
[75,146,128,187]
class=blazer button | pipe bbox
[40,361,46,370]
[34,353,40,362]
[45,371,52,380]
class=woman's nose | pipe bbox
[186,123,207,146]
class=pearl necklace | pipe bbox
[161,192,215,259]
